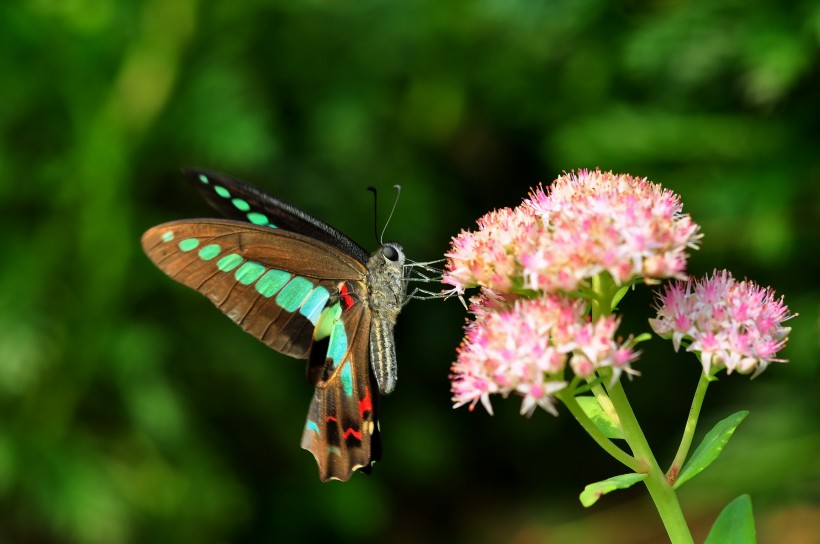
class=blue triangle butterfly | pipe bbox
[142,169,407,481]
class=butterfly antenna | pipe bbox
[367,186,380,245]
[380,185,401,244]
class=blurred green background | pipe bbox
[2,1,819,542]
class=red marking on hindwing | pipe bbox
[325,416,362,442]
[358,390,373,417]
[339,282,355,311]
[343,427,362,441]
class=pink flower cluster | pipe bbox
[451,294,638,416]
[444,169,702,295]
[650,270,794,376]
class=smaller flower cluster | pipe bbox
[650,269,794,376]
[444,169,702,296]
[451,294,638,417]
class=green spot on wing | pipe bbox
[214,185,230,198]
[198,244,221,260]
[326,319,348,368]
[231,198,251,212]
[306,420,320,434]
[275,276,313,312]
[216,253,243,272]
[235,261,266,285]
[340,363,353,397]
[314,303,342,340]
[256,269,291,297]
[247,212,269,226]
[161,231,174,242]
[299,287,331,325]
[198,174,209,184]
[178,238,200,252]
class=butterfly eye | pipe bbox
[382,245,400,262]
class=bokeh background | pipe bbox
[2,1,819,542]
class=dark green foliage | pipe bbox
[1,1,818,542]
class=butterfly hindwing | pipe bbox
[301,296,382,481]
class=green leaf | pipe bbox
[576,396,624,439]
[674,410,749,489]
[611,282,632,308]
[579,473,646,507]
[632,332,653,344]
[704,495,756,544]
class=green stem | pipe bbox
[582,270,692,542]
[590,275,607,319]
[666,372,711,482]
[558,391,640,471]
[590,273,619,319]
[607,380,694,544]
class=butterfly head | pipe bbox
[381,242,405,265]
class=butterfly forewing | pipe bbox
[142,219,365,358]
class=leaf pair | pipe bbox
[580,408,753,541]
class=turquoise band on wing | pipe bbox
[326,320,348,369]
[217,253,243,272]
[196,173,278,229]
[256,269,291,297]
[178,238,200,252]
[235,261,266,285]
[340,363,353,397]
[276,276,314,312]
[159,226,331,330]
[231,198,251,212]
[299,287,330,325]
[198,244,221,260]
[314,303,342,341]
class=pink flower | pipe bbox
[443,207,535,295]
[451,293,638,416]
[443,169,702,295]
[650,270,795,376]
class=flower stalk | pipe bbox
[667,371,712,482]
[593,273,693,542]
[607,380,694,543]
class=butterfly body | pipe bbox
[365,242,406,395]
[142,169,407,481]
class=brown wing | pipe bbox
[141,218,366,359]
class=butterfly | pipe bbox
[141,169,408,481]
